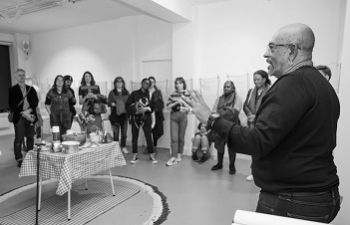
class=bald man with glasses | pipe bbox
[185,24,340,223]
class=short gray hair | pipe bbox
[15,68,26,74]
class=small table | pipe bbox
[19,142,126,220]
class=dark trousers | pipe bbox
[112,118,128,148]
[215,138,236,172]
[153,134,158,147]
[256,186,340,223]
[131,116,154,154]
[14,117,35,161]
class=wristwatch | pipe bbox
[207,112,220,131]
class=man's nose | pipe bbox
[263,47,271,58]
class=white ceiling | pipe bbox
[191,0,232,5]
[0,0,233,34]
[0,0,141,34]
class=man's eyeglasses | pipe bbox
[267,43,299,52]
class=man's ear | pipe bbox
[288,45,298,62]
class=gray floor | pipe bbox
[0,134,260,225]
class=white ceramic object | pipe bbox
[62,141,80,154]
[90,132,99,143]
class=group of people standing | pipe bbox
[8,66,331,171]
[190,70,271,178]
[7,70,169,166]
[7,68,273,172]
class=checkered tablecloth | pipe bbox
[19,142,126,196]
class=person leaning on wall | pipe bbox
[184,23,341,223]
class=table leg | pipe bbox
[68,189,71,221]
[35,145,41,225]
[85,178,88,190]
[38,177,42,211]
[109,169,115,196]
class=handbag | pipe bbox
[8,86,33,123]
[8,111,14,123]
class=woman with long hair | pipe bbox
[64,75,76,128]
[45,75,76,138]
[78,71,107,133]
[108,76,129,153]
[166,77,191,166]
[244,70,271,128]
[148,76,164,151]
[243,70,271,181]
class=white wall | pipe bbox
[29,15,172,93]
[0,32,30,135]
[333,1,350,224]
[197,0,344,89]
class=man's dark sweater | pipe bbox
[213,66,340,193]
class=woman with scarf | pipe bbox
[210,80,242,175]
[243,70,271,181]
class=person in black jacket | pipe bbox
[45,75,76,138]
[126,78,157,164]
[64,75,76,128]
[8,68,39,167]
[148,76,164,151]
[184,23,340,223]
[108,76,129,154]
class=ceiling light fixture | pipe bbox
[0,0,84,22]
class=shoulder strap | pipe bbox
[17,86,33,107]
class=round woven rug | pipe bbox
[0,175,169,225]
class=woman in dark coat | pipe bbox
[108,76,129,153]
[78,71,106,133]
[45,75,76,138]
[149,76,164,150]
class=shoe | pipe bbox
[17,160,23,168]
[199,154,209,163]
[175,154,182,162]
[130,154,138,164]
[122,147,129,154]
[192,152,198,161]
[166,157,177,166]
[246,174,254,181]
[229,169,236,175]
[150,154,158,164]
[211,164,223,171]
